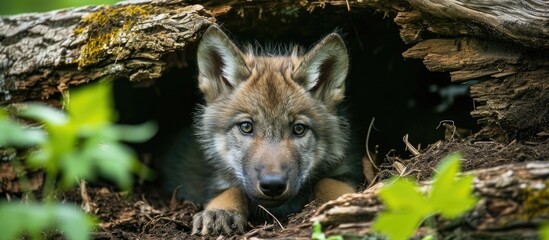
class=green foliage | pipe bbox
[429,155,477,218]
[0,81,156,240]
[373,180,431,240]
[0,109,45,146]
[311,221,343,240]
[373,153,477,240]
[541,223,549,240]
[0,203,95,240]
[17,83,155,191]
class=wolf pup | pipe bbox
[159,25,363,235]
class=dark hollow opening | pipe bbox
[113,6,479,168]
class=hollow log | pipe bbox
[1,0,548,138]
[0,1,214,104]
[359,0,549,140]
[308,161,549,239]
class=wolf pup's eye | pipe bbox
[239,121,253,134]
[292,124,307,136]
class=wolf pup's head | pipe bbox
[196,26,349,207]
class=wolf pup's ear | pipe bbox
[293,33,349,109]
[197,25,250,102]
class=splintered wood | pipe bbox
[312,161,549,239]
[0,2,215,104]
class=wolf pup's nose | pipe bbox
[259,175,287,197]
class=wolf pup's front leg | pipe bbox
[314,178,356,203]
[192,188,248,235]
[191,25,253,235]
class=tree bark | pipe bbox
[2,0,547,138]
[381,0,549,141]
[355,0,549,140]
[402,38,549,141]
[0,0,214,105]
[310,161,549,239]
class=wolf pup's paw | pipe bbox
[191,208,246,235]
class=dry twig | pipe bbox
[403,134,420,156]
[258,205,285,230]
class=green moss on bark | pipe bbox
[74,5,150,68]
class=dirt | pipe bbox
[384,138,549,181]
[56,136,549,239]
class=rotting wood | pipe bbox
[381,0,549,140]
[402,38,549,140]
[2,0,547,140]
[205,0,548,47]
[403,0,549,48]
[362,0,549,140]
[308,161,549,239]
[0,0,215,104]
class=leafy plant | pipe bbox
[372,153,477,240]
[311,221,343,240]
[20,82,154,193]
[0,81,156,240]
[0,108,45,146]
[541,223,549,240]
[0,203,95,240]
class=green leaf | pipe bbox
[89,140,135,190]
[0,203,93,240]
[27,124,78,171]
[311,221,326,240]
[311,220,343,240]
[54,204,95,240]
[68,82,114,132]
[541,223,549,240]
[60,152,94,189]
[378,179,431,215]
[0,118,45,147]
[373,153,478,240]
[429,153,478,218]
[421,235,436,240]
[373,210,426,240]
[110,121,157,143]
[17,103,68,126]
[0,203,49,239]
[373,178,432,240]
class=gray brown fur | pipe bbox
[159,25,363,235]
